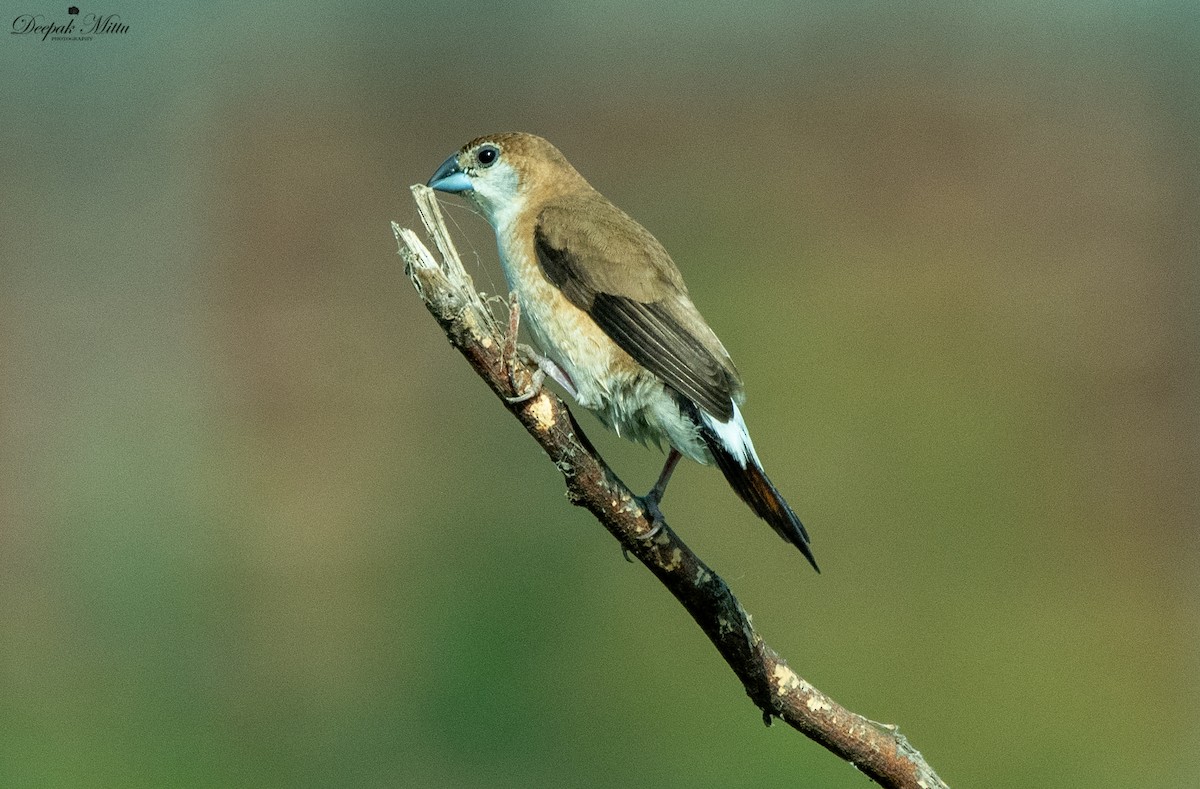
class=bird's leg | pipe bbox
[502,291,523,366]
[649,448,683,501]
[503,293,578,403]
[637,448,682,540]
[502,295,543,402]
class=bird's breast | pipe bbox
[496,228,627,406]
[493,226,708,461]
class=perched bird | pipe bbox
[427,133,818,572]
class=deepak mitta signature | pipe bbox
[11,11,129,41]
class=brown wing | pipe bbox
[534,194,741,420]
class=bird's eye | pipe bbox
[475,145,499,167]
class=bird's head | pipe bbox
[426,132,586,227]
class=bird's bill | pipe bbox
[426,154,473,193]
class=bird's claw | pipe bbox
[505,365,545,403]
[619,497,663,562]
[502,296,546,403]
[637,494,666,541]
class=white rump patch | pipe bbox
[701,402,762,469]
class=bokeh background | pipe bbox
[2,2,1197,786]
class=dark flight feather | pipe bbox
[682,399,819,572]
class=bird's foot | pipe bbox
[504,354,546,403]
[501,294,579,403]
[631,448,679,542]
[502,296,547,403]
[618,493,665,562]
[636,492,667,541]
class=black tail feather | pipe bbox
[689,406,819,572]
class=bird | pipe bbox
[427,132,818,572]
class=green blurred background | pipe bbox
[2,2,1197,786]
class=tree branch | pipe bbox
[392,185,949,789]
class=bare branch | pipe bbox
[392,185,949,789]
